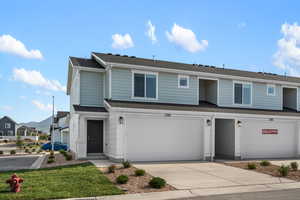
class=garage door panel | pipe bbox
[125,116,203,161]
[241,120,296,158]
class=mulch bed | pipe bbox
[41,153,88,168]
[225,162,300,181]
[102,166,176,194]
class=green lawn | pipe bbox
[0,163,123,200]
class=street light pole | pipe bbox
[51,96,54,151]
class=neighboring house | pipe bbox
[50,111,70,146]
[0,116,17,139]
[67,52,300,161]
[17,126,39,141]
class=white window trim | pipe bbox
[233,81,253,106]
[5,123,11,129]
[178,75,189,88]
[267,84,276,96]
[131,70,158,100]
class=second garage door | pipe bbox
[240,120,297,159]
[125,115,203,161]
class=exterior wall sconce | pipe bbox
[119,116,124,125]
[165,113,171,117]
[269,118,274,122]
[206,119,212,126]
[237,120,242,127]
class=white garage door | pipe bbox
[240,120,297,159]
[125,115,203,161]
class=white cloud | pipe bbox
[35,90,52,96]
[146,20,157,44]
[0,105,13,111]
[19,96,27,100]
[32,100,53,112]
[166,23,208,53]
[273,23,300,76]
[0,34,43,59]
[13,68,66,92]
[112,33,134,49]
[238,22,247,29]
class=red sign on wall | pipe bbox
[262,129,278,135]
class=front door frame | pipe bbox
[86,120,104,154]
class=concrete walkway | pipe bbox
[134,162,293,189]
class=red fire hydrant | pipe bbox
[6,174,24,193]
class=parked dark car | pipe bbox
[41,142,68,151]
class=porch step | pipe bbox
[83,154,108,160]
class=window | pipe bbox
[7,130,14,136]
[234,82,252,105]
[0,131,3,136]
[133,72,157,99]
[5,123,11,129]
[178,75,189,88]
[267,85,276,96]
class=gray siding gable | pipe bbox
[0,116,16,136]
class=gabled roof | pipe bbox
[0,116,17,124]
[56,111,69,119]
[69,56,104,69]
[92,52,300,84]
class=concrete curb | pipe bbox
[56,182,300,200]
[30,154,45,169]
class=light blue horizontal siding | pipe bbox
[218,79,282,110]
[80,71,104,107]
[111,68,198,105]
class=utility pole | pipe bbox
[51,96,55,151]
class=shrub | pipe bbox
[25,148,30,153]
[290,162,298,171]
[122,161,131,168]
[49,155,55,159]
[116,175,129,184]
[50,150,54,156]
[10,150,16,155]
[108,164,116,173]
[59,149,67,155]
[4,140,8,143]
[37,149,42,153]
[0,150,3,155]
[65,154,73,161]
[278,165,290,177]
[247,163,256,170]
[149,177,166,188]
[135,169,145,176]
[47,158,55,164]
[260,160,271,167]
[32,148,36,152]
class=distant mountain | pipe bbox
[20,116,52,134]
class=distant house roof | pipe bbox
[92,52,300,84]
[56,111,69,119]
[0,116,17,124]
[105,100,300,117]
[69,56,104,69]
[73,105,107,112]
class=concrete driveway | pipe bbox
[135,162,294,190]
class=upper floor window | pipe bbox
[133,71,157,99]
[267,84,276,96]
[178,75,189,88]
[234,82,252,105]
[5,123,11,129]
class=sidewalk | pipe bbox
[58,181,300,200]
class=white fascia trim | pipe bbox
[67,57,74,95]
[75,66,106,73]
[178,75,189,88]
[108,106,300,120]
[74,111,109,118]
[107,61,300,87]
[91,53,108,68]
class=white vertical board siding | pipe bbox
[80,71,104,107]
[240,120,297,158]
[219,79,282,110]
[111,68,198,104]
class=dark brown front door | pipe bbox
[87,120,103,153]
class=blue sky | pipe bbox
[1,0,300,122]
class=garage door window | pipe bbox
[133,72,157,99]
[234,82,252,105]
